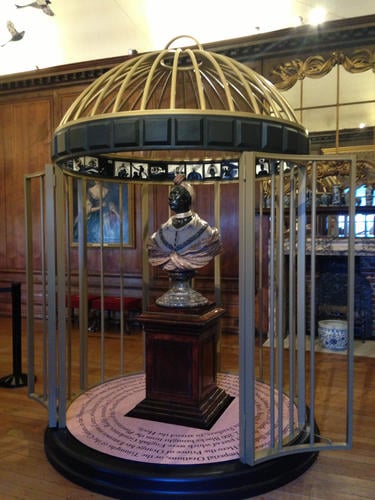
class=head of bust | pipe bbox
[168,185,192,214]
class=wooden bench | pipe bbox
[90,296,142,333]
[66,294,99,324]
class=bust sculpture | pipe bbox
[148,176,222,307]
[148,178,222,271]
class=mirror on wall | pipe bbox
[279,56,375,157]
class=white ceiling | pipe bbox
[0,0,374,76]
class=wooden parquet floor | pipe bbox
[0,316,374,499]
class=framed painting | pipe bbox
[70,177,134,247]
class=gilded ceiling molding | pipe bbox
[271,49,375,91]
[1,16,374,95]
[0,67,111,94]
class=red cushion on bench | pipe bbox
[66,295,99,308]
[91,297,142,311]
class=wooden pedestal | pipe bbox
[127,304,233,429]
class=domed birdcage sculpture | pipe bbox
[40,36,333,500]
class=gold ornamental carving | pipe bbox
[259,159,375,197]
[271,49,375,90]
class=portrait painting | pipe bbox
[70,177,134,247]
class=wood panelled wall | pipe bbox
[0,80,241,327]
[0,84,89,314]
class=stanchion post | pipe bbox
[0,282,28,388]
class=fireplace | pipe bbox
[314,256,374,341]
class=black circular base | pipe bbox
[45,427,319,499]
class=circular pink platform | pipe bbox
[66,372,298,465]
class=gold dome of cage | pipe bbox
[52,36,308,164]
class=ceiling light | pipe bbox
[359,122,366,129]
[308,7,327,26]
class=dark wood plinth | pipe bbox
[127,304,234,429]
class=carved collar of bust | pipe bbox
[172,210,193,228]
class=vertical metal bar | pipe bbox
[214,181,221,306]
[277,161,285,448]
[257,179,264,381]
[269,165,276,448]
[24,175,35,395]
[296,165,307,426]
[40,174,48,401]
[64,175,72,400]
[288,166,297,433]
[99,182,105,382]
[55,167,67,427]
[346,155,356,446]
[45,165,57,427]
[309,161,317,443]
[78,177,89,386]
[140,181,150,376]
[142,183,150,312]
[239,152,256,465]
[119,182,125,374]
[77,177,89,390]
[214,181,222,371]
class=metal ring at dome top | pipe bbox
[160,35,204,71]
[164,35,203,51]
